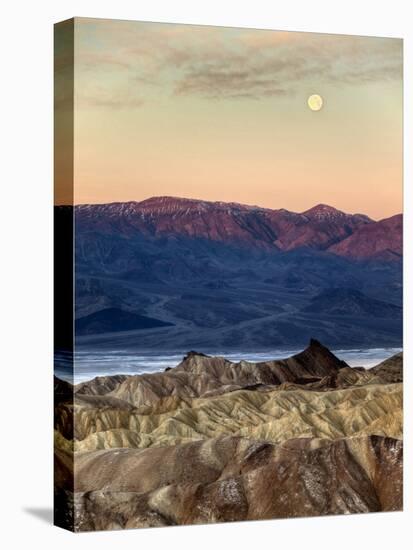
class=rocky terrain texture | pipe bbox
[54,341,403,531]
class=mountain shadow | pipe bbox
[75,307,173,335]
[303,288,402,318]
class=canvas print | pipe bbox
[54,18,403,532]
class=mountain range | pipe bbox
[61,196,403,349]
[75,196,402,259]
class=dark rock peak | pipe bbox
[309,338,324,347]
[292,338,349,371]
[183,350,208,360]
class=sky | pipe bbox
[56,18,403,219]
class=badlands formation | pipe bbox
[54,340,403,531]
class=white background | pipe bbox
[0,0,411,548]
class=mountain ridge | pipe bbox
[328,213,402,260]
[66,196,402,349]
[73,196,401,259]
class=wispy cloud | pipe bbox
[171,32,402,99]
[74,19,403,105]
[78,94,145,109]
[174,68,293,99]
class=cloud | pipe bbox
[76,52,132,71]
[78,94,145,109]
[76,84,145,110]
[171,33,402,99]
[74,19,403,104]
[174,68,293,99]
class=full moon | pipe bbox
[307,94,323,111]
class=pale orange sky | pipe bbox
[58,18,403,219]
